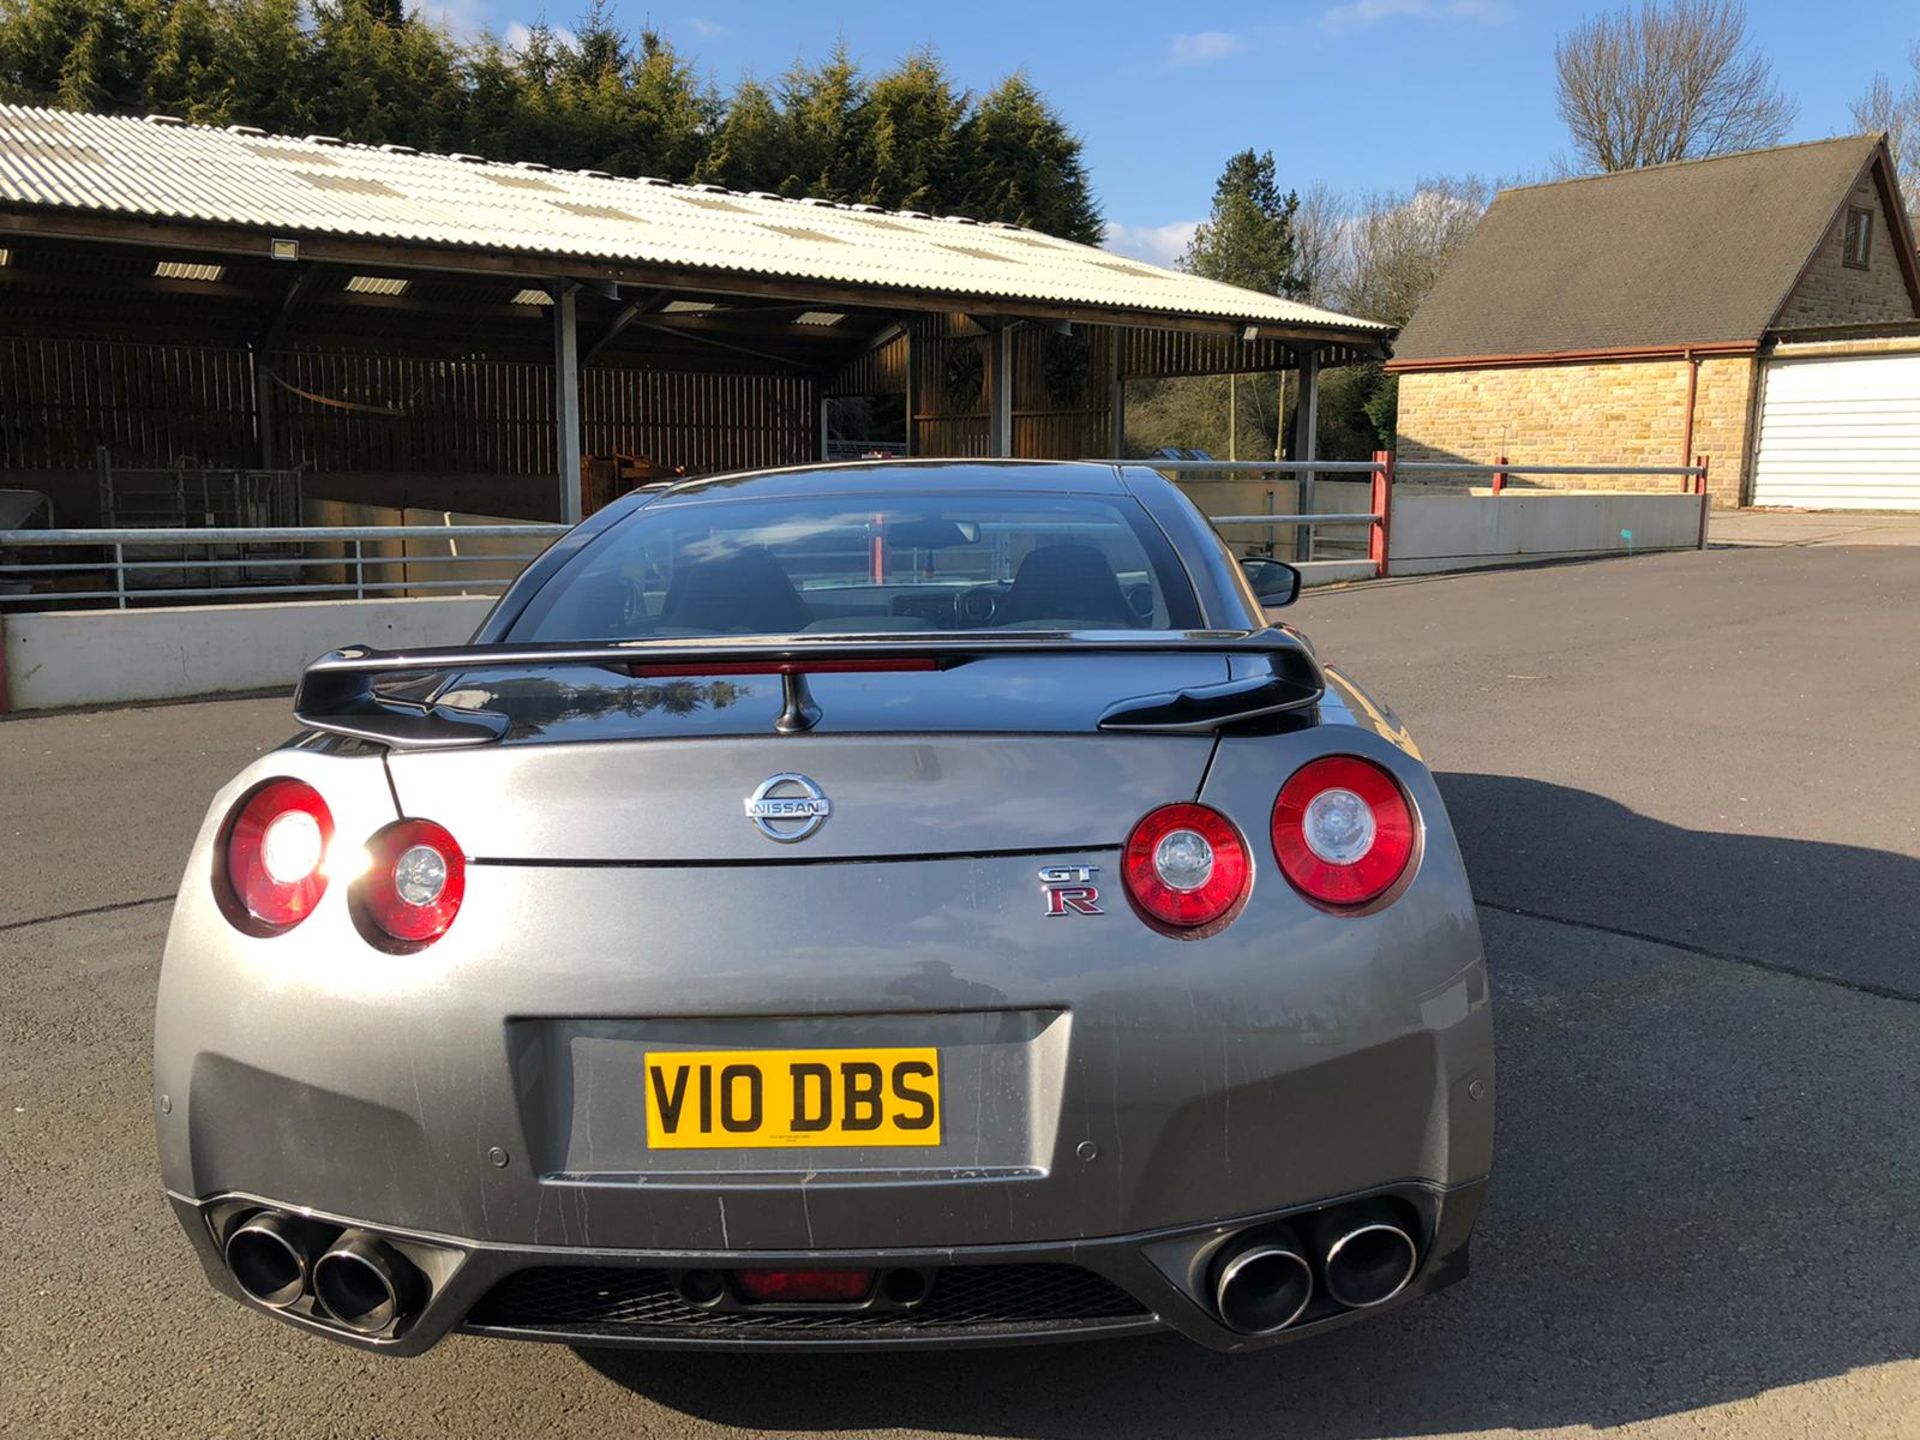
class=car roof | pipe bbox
[641,459,1131,507]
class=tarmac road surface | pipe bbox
[3,537,1915,1439]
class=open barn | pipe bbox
[0,106,1389,530]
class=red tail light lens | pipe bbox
[1272,756,1416,908]
[359,819,465,945]
[1122,803,1250,932]
[222,779,333,931]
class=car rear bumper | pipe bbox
[169,1177,1485,1354]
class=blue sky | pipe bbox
[444,1,1916,263]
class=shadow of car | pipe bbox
[572,775,1920,1436]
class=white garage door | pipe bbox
[1751,353,1920,510]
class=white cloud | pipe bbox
[1103,220,1201,269]
[412,0,489,40]
[1167,31,1244,66]
[687,17,727,39]
[504,19,577,51]
[1321,0,1509,29]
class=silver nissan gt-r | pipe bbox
[155,459,1493,1355]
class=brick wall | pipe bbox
[1395,355,1752,507]
[1772,175,1918,329]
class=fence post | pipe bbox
[113,542,127,609]
[1695,454,1711,549]
[0,616,10,715]
[1492,454,1508,496]
[1369,449,1394,579]
[353,539,366,600]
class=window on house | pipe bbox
[1843,207,1874,269]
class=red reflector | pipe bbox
[733,1269,875,1304]
[630,659,938,677]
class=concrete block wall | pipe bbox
[1,595,493,712]
[1395,355,1751,507]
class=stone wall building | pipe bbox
[1391,136,1919,508]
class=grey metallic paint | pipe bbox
[154,460,1494,1354]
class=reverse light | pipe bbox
[358,819,466,945]
[1122,803,1250,933]
[1272,756,1416,908]
[222,779,334,931]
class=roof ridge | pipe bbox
[1497,133,1884,200]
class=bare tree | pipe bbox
[1343,177,1492,328]
[1291,182,1350,310]
[1556,0,1796,172]
[1852,48,1920,221]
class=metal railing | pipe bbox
[1129,455,1395,570]
[0,453,1715,607]
[1130,452,1712,574]
[0,524,568,609]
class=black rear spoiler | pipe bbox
[293,631,1326,749]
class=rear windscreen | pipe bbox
[511,492,1202,640]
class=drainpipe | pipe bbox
[1681,347,1700,473]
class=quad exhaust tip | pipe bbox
[223,1211,315,1309]
[311,1230,424,1334]
[1212,1231,1314,1335]
[1319,1213,1418,1310]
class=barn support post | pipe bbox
[986,323,1014,458]
[1294,346,1321,562]
[1106,326,1126,458]
[552,280,583,524]
[253,354,276,470]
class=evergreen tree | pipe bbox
[777,42,870,201]
[958,74,1100,242]
[1183,149,1305,298]
[862,48,965,212]
[0,1,1106,240]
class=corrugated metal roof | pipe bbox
[0,106,1389,336]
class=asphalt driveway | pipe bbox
[2,540,1915,1439]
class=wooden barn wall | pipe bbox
[825,328,909,398]
[907,316,1115,459]
[0,336,815,486]
[582,368,816,474]
[0,337,256,469]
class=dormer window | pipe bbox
[1843,207,1873,269]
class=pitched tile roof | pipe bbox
[1393,135,1912,364]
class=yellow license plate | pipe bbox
[644,1047,942,1149]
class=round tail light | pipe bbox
[1272,756,1416,908]
[1122,803,1250,933]
[222,779,334,931]
[358,819,465,945]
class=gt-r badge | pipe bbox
[745,773,832,842]
[1039,864,1102,916]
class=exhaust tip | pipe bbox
[1322,1221,1418,1310]
[1213,1237,1314,1335]
[312,1231,423,1335]
[223,1211,314,1309]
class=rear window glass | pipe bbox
[512,492,1201,640]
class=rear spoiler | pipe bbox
[293,632,1326,749]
